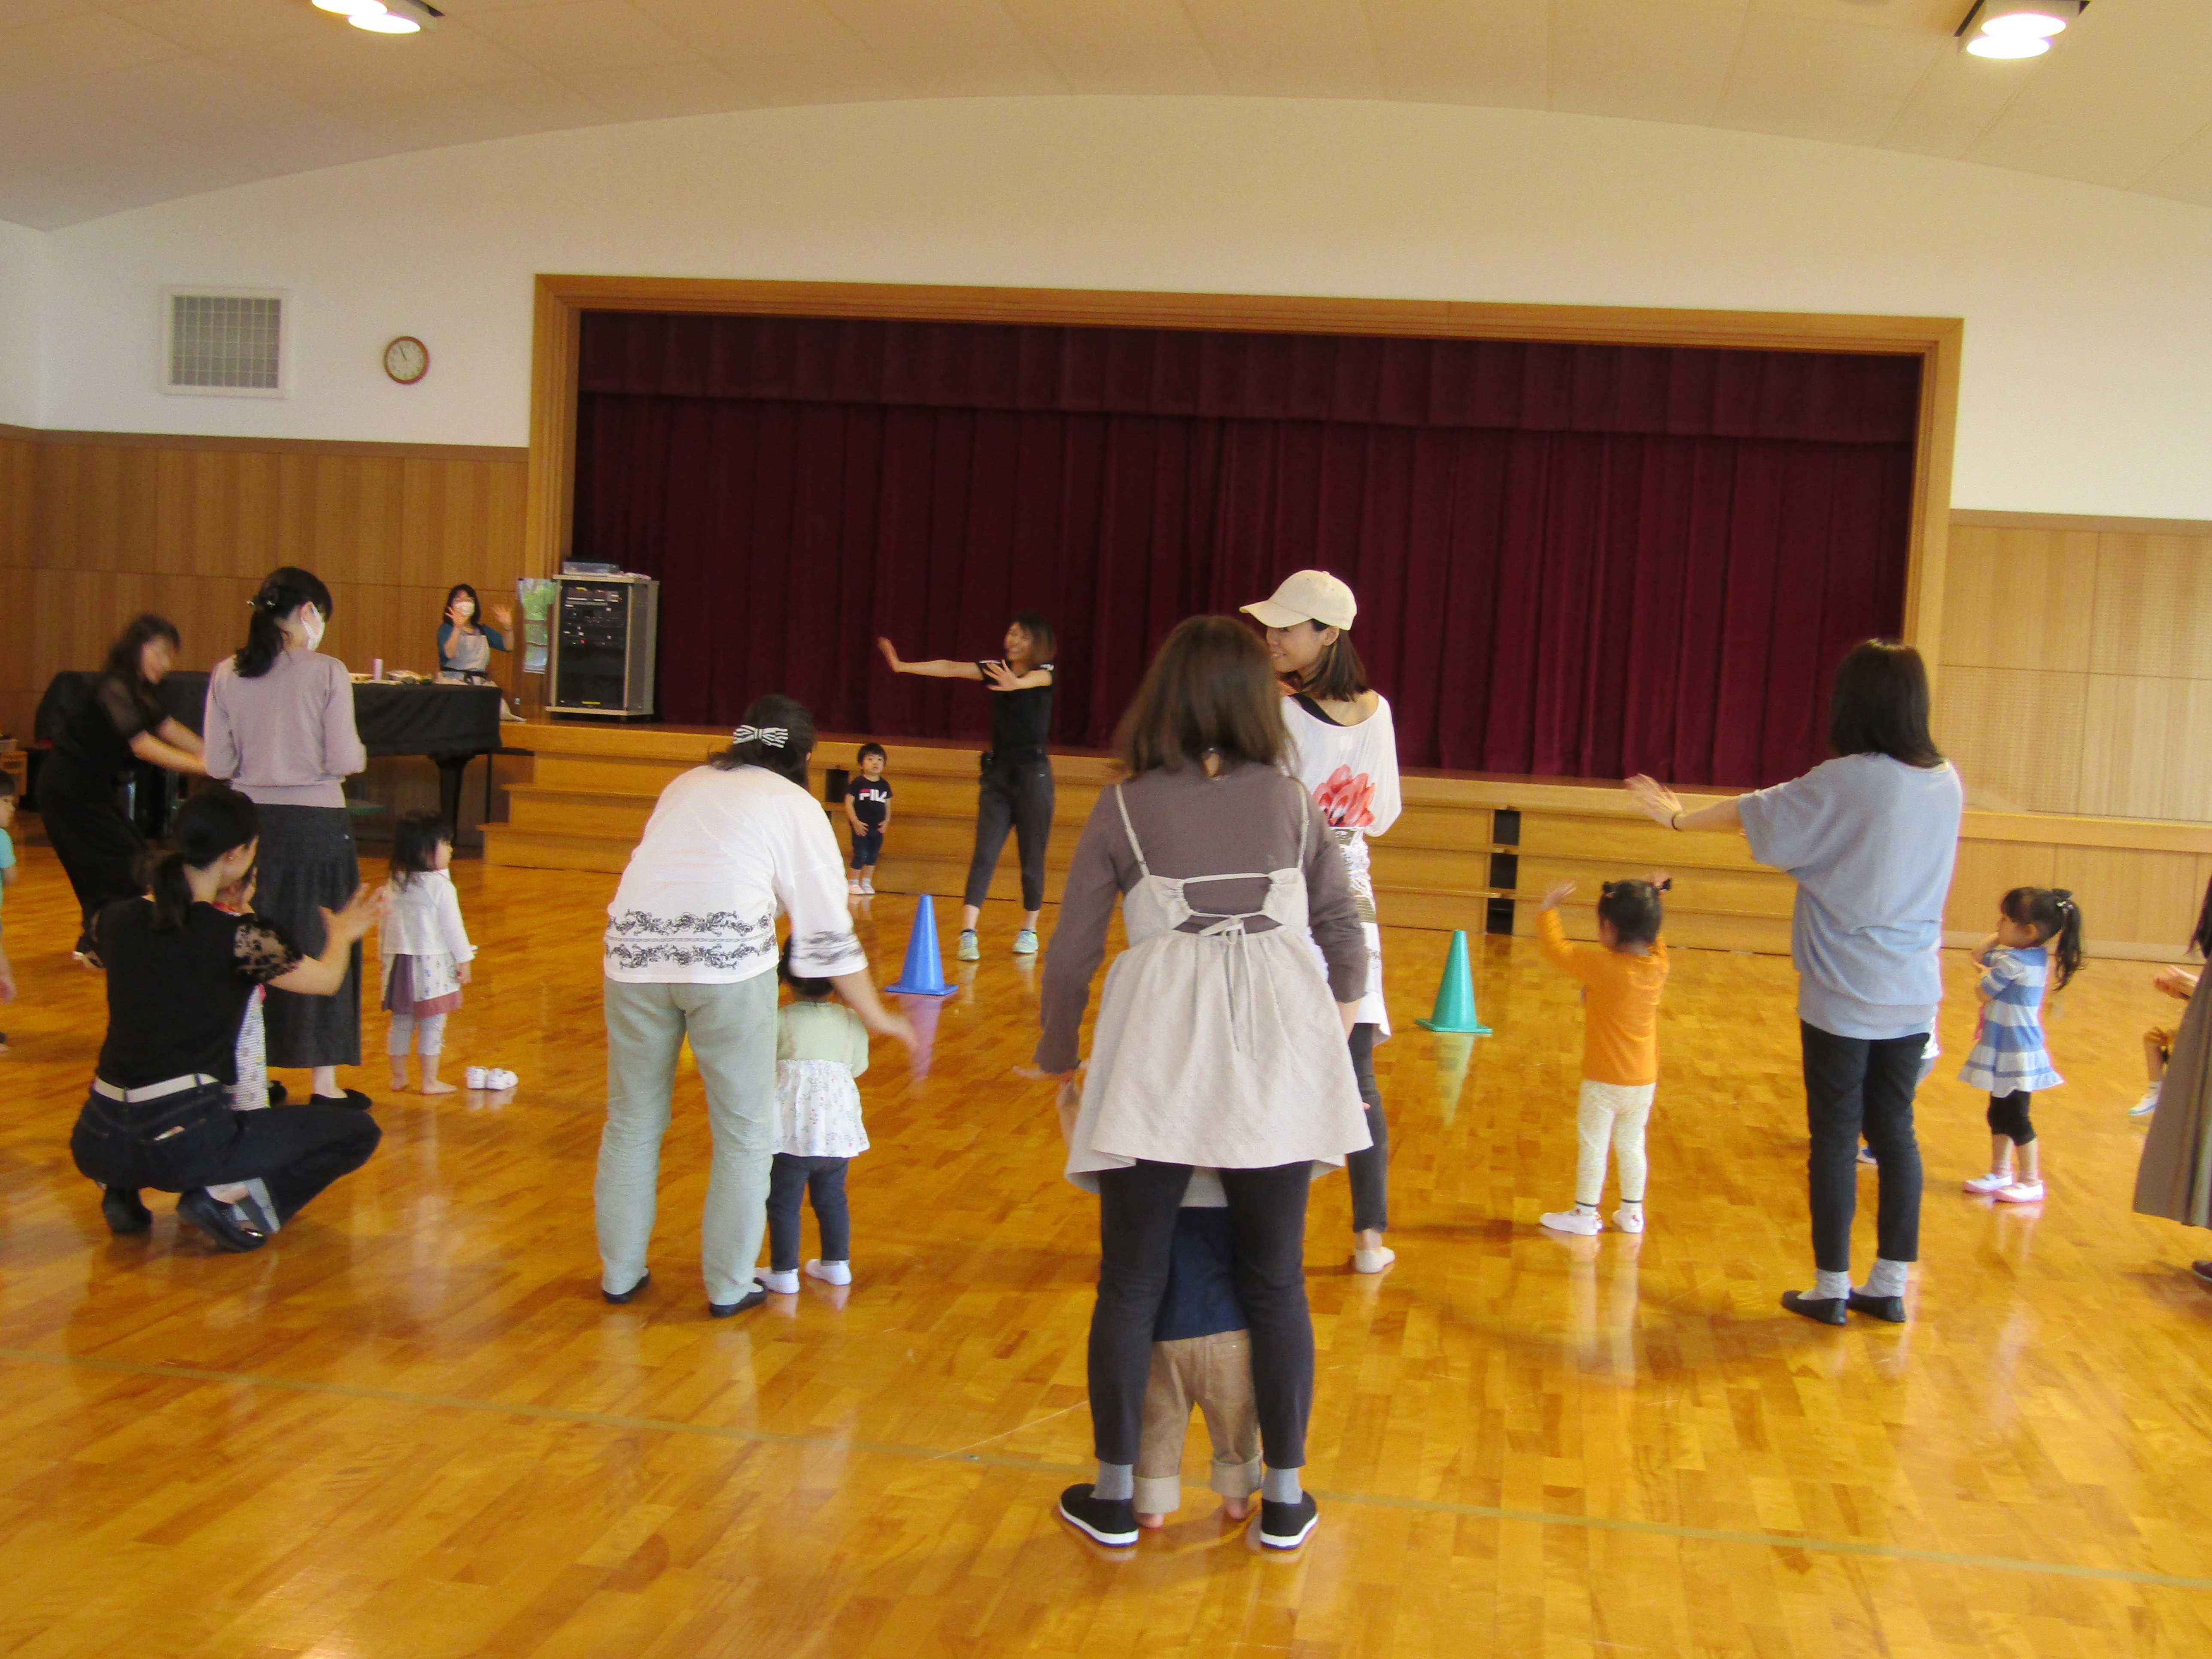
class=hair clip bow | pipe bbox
[733,724,788,748]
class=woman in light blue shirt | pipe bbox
[1628,641,1961,1328]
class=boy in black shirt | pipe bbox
[845,742,893,896]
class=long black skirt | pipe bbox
[36,757,146,939]
[254,804,362,1069]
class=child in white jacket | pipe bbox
[381,811,477,1094]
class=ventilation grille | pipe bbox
[165,292,283,392]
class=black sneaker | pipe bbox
[708,1280,768,1318]
[176,1189,271,1252]
[1258,1492,1320,1550]
[1846,1290,1908,1324]
[1781,1290,1848,1326]
[311,1089,375,1111]
[1057,1483,1138,1547]
[100,1186,152,1236]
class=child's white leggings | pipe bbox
[1576,1079,1655,1206]
[388,1012,447,1057]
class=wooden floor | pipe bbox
[3,847,2211,1659]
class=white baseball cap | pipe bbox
[1242,569,1357,632]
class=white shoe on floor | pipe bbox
[2131,1087,2161,1118]
[805,1259,852,1285]
[463,1066,486,1089]
[1963,1170,2015,1194]
[759,1269,800,1294]
[1540,1207,1603,1236]
[474,1067,518,1091]
[1353,1245,1396,1273]
[1993,1180,2046,1203]
[1611,1206,1645,1234]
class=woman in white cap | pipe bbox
[1243,571,1403,1274]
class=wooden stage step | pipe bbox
[483,721,1797,951]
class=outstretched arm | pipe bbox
[878,638,983,681]
[1626,774,1742,833]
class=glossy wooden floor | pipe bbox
[3,847,2211,1659]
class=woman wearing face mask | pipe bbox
[436,583,515,682]
[204,567,373,1109]
[1243,572,1404,1276]
[37,614,207,961]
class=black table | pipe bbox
[41,670,511,833]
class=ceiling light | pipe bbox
[1957,1,2083,55]
[1964,32,2051,57]
[313,0,386,14]
[350,11,418,31]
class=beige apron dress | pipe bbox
[1063,783,1370,1193]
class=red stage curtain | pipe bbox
[573,313,1918,786]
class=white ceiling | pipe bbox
[3,0,2210,230]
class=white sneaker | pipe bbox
[1612,1206,1645,1234]
[463,1066,487,1089]
[1012,928,1039,956]
[860,876,875,895]
[759,1269,800,1294]
[1540,1208,1603,1235]
[1856,1146,1878,1167]
[2131,1087,2161,1118]
[805,1259,852,1285]
[476,1067,518,1091]
[1963,1170,2015,1194]
[1353,1245,1395,1273]
[848,879,864,895]
[1993,1180,2045,1203]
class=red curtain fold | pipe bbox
[574,312,1918,787]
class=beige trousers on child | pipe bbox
[1133,1329,1263,1516]
[1577,1079,1656,1207]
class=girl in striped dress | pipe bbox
[1960,887,2084,1204]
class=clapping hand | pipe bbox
[980,659,1023,690]
[319,883,388,948]
[1624,774,1683,826]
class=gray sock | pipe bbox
[1094,1462,1133,1502]
[1262,1466,1302,1504]
[1813,1269,1851,1300]
[1861,1258,1909,1298]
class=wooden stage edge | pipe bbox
[484,719,2210,963]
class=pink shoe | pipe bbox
[1993,1180,2045,1203]
[1962,1171,2014,1194]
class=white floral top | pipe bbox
[604,763,866,984]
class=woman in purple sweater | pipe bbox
[204,568,372,1109]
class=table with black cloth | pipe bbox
[43,670,507,835]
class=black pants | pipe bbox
[963,758,1053,912]
[70,1085,380,1224]
[767,1153,850,1268]
[1987,1091,2036,1145]
[1092,1159,1313,1469]
[1802,1021,1925,1273]
[36,758,145,945]
[849,827,883,869]
[1347,1022,1389,1234]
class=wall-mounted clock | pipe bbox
[383,336,429,384]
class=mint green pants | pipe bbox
[597,973,777,1306]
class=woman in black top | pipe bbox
[70,785,385,1252]
[878,613,1056,961]
[36,615,207,958]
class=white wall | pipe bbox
[0,219,43,428]
[22,97,2212,517]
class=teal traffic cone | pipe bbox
[886,895,956,996]
[1416,930,1491,1035]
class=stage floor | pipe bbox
[2,854,2209,1657]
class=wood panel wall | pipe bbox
[0,425,528,744]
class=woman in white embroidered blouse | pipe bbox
[597,695,915,1319]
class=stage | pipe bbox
[2,851,2207,1657]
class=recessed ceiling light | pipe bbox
[309,0,440,33]
[1964,31,2051,56]
[312,0,386,14]
[1957,1,2082,54]
[350,10,418,31]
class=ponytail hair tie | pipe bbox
[732,725,788,748]
[1656,878,1673,893]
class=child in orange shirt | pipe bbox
[1536,875,1671,1236]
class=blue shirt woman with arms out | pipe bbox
[436,583,514,680]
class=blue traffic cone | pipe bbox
[1416,930,1492,1035]
[886,895,957,996]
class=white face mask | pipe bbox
[453,601,474,620]
[300,608,326,651]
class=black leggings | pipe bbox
[1347,1023,1388,1234]
[767,1153,850,1268]
[1802,1022,1926,1273]
[70,1086,380,1224]
[1091,1160,1313,1469]
[1987,1091,2036,1145]
[963,758,1053,913]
